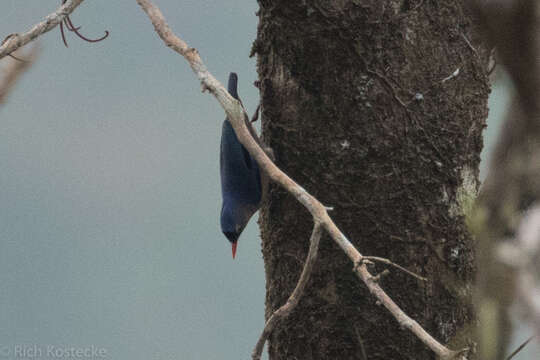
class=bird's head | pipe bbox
[220,199,257,259]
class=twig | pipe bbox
[0,0,85,60]
[360,256,427,282]
[368,68,408,108]
[0,46,38,105]
[354,324,368,360]
[460,32,478,58]
[487,48,497,76]
[357,56,409,108]
[7,53,26,62]
[505,336,534,360]
[59,0,109,48]
[136,1,458,358]
[251,223,322,360]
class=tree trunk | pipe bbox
[253,1,489,359]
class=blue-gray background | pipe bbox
[0,1,536,359]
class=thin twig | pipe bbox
[487,48,497,76]
[0,0,85,60]
[505,336,534,360]
[251,223,322,360]
[7,53,26,62]
[60,3,109,47]
[354,324,368,360]
[360,256,427,282]
[369,68,408,108]
[357,56,410,108]
[136,1,458,358]
[460,32,479,58]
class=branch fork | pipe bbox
[135,0,459,358]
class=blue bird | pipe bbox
[220,73,262,259]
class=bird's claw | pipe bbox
[250,104,260,123]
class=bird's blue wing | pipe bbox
[220,119,261,205]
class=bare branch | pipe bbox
[360,256,427,282]
[0,0,85,60]
[0,46,38,105]
[252,222,322,360]
[136,1,458,358]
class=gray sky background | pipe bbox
[0,1,537,359]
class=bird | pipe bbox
[220,72,262,259]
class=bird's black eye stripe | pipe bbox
[223,231,239,243]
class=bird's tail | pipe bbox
[228,72,239,100]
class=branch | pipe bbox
[252,222,322,360]
[360,256,427,282]
[0,46,38,105]
[0,0,85,60]
[136,1,458,358]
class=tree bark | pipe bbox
[254,1,489,359]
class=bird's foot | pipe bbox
[250,104,260,123]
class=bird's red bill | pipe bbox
[231,242,238,259]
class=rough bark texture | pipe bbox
[254,1,490,359]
